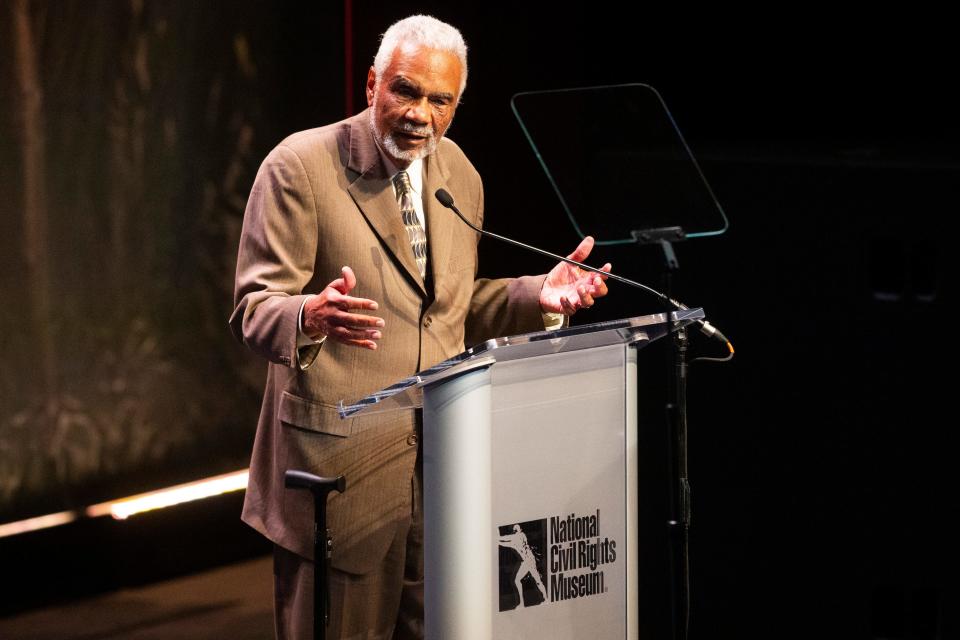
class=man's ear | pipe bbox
[366,67,377,107]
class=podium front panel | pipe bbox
[424,344,638,640]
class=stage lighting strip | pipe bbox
[0,469,249,539]
[0,511,78,538]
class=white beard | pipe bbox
[368,94,443,164]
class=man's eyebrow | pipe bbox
[428,90,455,102]
[390,76,454,102]
[390,76,421,92]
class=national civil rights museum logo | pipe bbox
[497,509,617,612]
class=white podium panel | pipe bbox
[422,368,495,638]
[491,346,636,639]
[423,346,638,640]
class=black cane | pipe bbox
[284,470,346,640]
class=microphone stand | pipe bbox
[636,229,691,640]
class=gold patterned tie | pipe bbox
[393,170,428,279]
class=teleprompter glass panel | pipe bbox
[511,83,728,245]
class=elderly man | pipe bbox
[230,14,610,640]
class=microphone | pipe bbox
[434,188,731,350]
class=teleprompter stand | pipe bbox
[633,226,692,640]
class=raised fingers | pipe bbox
[335,310,384,328]
[327,324,382,349]
[332,294,379,312]
[578,285,595,308]
[326,312,384,350]
[565,236,595,263]
[591,273,609,298]
[328,266,358,295]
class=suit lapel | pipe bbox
[345,113,426,297]
[423,153,456,297]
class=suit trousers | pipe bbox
[273,464,424,640]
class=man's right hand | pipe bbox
[303,266,384,350]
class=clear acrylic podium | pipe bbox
[339,309,704,640]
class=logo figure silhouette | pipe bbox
[498,524,547,608]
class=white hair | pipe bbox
[372,15,468,96]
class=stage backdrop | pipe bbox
[0,0,344,521]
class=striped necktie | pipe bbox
[393,170,428,279]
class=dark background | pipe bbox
[2,1,957,637]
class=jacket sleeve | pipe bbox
[228,144,321,368]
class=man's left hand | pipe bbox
[539,236,611,315]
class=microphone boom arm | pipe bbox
[433,188,730,349]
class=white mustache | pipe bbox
[395,122,433,137]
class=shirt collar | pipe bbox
[377,148,424,197]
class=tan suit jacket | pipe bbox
[229,111,546,574]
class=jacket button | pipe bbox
[423,315,433,328]
[407,434,418,446]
